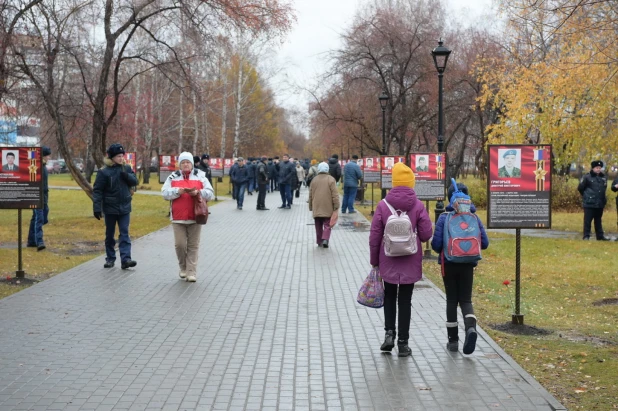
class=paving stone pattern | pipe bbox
[0,188,565,410]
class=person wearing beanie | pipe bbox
[328,153,342,183]
[369,162,433,357]
[579,160,610,240]
[162,152,214,282]
[195,154,212,184]
[93,143,139,269]
[309,162,339,248]
[432,181,489,354]
[256,156,270,210]
[341,155,363,213]
[27,146,52,251]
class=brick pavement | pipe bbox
[0,187,565,410]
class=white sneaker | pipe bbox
[186,275,196,282]
[179,270,187,279]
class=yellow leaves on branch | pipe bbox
[476,4,618,165]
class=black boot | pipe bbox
[463,314,477,355]
[446,322,459,352]
[397,339,411,357]
[380,330,395,352]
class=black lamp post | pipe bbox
[431,39,451,219]
[379,90,389,199]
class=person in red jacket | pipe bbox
[162,152,214,282]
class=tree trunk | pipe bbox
[178,89,184,153]
[233,60,243,157]
[192,87,199,154]
[220,74,228,158]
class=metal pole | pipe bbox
[512,228,524,325]
[370,183,374,216]
[434,70,445,221]
[381,107,387,200]
[16,210,25,278]
[214,178,218,201]
[423,201,432,257]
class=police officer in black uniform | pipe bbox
[578,160,610,240]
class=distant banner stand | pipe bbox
[487,144,552,325]
[363,157,381,215]
[0,147,43,278]
[210,158,224,201]
[380,156,405,189]
[410,152,447,257]
[159,155,177,184]
[125,152,137,172]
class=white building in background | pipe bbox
[0,101,40,147]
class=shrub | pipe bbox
[465,178,487,209]
[551,176,581,212]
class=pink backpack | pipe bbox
[382,199,418,257]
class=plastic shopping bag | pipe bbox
[357,267,384,308]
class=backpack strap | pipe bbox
[382,199,400,216]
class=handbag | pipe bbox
[330,210,338,228]
[357,267,384,308]
[193,191,208,225]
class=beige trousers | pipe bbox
[172,223,202,276]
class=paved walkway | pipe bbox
[0,188,565,410]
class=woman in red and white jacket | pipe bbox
[162,152,214,282]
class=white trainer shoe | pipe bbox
[179,270,187,279]
[186,275,196,282]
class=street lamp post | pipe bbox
[431,39,451,220]
[379,90,389,199]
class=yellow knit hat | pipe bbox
[392,162,416,188]
[311,159,317,165]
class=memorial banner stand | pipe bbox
[487,144,552,326]
[16,210,25,278]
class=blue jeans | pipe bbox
[279,183,292,206]
[28,205,49,246]
[104,213,132,263]
[248,179,255,193]
[342,186,358,212]
[234,182,247,207]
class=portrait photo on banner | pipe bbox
[498,148,522,178]
[2,150,19,172]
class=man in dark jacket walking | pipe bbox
[196,154,212,184]
[267,158,276,192]
[256,156,270,210]
[342,155,363,213]
[278,154,295,209]
[578,160,610,240]
[246,157,256,195]
[93,143,139,269]
[230,157,250,209]
[328,154,342,183]
[27,146,52,251]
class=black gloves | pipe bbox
[120,171,129,182]
[94,211,102,220]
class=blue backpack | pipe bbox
[442,178,482,264]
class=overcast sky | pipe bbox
[271,0,494,115]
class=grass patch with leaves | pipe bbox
[0,189,172,299]
[423,234,618,410]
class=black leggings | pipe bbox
[383,282,415,341]
[442,263,475,323]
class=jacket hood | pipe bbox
[445,203,477,213]
[328,158,338,165]
[384,186,418,211]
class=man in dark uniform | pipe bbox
[578,160,610,240]
[256,156,270,210]
[196,154,212,184]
